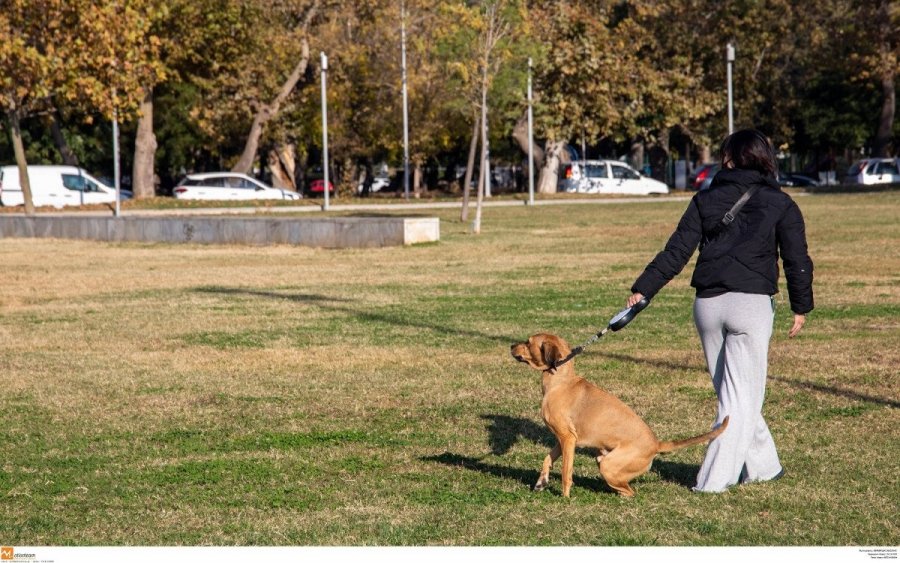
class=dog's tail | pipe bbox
[656,416,729,454]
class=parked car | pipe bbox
[778,173,820,188]
[173,172,300,201]
[0,164,132,208]
[356,174,390,194]
[307,179,335,196]
[845,158,900,185]
[558,160,669,195]
[691,162,721,191]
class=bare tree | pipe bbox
[472,0,510,234]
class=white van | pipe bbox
[0,165,129,209]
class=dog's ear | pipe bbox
[540,339,563,370]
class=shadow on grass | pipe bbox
[421,452,613,495]
[423,451,700,495]
[595,351,706,373]
[194,286,519,345]
[422,414,702,494]
[480,414,555,455]
[770,375,900,409]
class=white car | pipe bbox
[0,164,131,208]
[356,174,390,194]
[559,160,669,195]
[845,158,900,185]
[173,172,301,201]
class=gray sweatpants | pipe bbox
[692,292,783,492]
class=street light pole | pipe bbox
[113,105,121,217]
[320,51,330,211]
[527,57,534,206]
[401,0,410,200]
[726,42,735,135]
[112,88,121,217]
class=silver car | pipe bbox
[559,160,669,195]
[173,172,301,201]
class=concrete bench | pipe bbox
[0,215,440,248]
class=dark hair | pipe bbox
[719,129,778,177]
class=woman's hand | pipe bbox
[789,314,806,338]
[627,292,645,308]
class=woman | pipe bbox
[627,129,814,493]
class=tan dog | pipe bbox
[510,332,728,497]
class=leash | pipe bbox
[551,328,609,369]
[551,297,650,370]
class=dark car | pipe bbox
[778,173,820,188]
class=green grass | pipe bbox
[0,191,897,546]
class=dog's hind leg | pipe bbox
[534,443,561,492]
[597,448,651,498]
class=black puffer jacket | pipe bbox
[631,168,814,314]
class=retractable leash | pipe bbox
[551,297,650,369]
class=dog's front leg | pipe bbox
[534,443,561,492]
[560,436,577,498]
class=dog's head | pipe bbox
[510,333,572,372]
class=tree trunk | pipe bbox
[873,68,895,157]
[460,112,479,222]
[413,160,423,198]
[473,63,491,234]
[511,112,544,167]
[132,88,158,199]
[648,128,670,182]
[698,144,712,164]
[8,110,34,215]
[358,159,373,197]
[232,1,319,174]
[267,144,297,190]
[537,140,564,194]
[49,110,78,166]
[629,137,645,173]
[473,141,486,234]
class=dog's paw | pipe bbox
[533,478,549,492]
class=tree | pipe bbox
[231,0,322,175]
[0,0,70,215]
[64,0,165,198]
[849,0,898,156]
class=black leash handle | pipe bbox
[550,297,650,370]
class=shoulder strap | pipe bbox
[720,184,760,228]
[702,184,761,247]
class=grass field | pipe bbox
[0,191,897,546]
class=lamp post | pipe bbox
[401,1,410,200]
[320,51,330,211]
[113,104,120,217]
[726,42,735,135]
[527,57,534,206]
[112,89,121,217]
